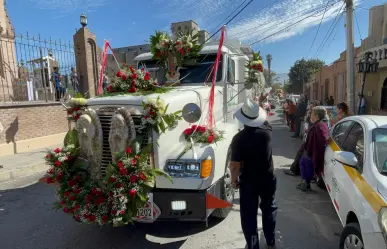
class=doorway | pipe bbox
[381,78,387,110]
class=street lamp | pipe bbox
[356,51,379,114]
[80,14,88,28]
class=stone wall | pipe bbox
[0,102,69,146]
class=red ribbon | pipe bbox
[97,41,109,95]
[207,26,225,129]
[97,41,120,95]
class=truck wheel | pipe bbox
[211,150,234,219]
[339,223,364,249]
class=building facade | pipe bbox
[304,47,362,106]
[358,3,387,112]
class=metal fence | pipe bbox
[0,31,76,103]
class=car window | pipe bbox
[342,122,364,172]
[373,129,387,175]
[332,121,354,146]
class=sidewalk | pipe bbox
[0,145,61,190]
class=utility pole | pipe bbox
[345,0,356,112]
[266,54,272,86]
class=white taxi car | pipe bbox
[323,115,387,249]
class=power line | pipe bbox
[321,14,343,61]
[307,0,333,58]
[208,0,250,35]
[204,0,256,44]
[354,10,362,41]
[249,1,341,46]
[229,1,333,40]
[313,2,345,58]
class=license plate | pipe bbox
[134,193,161,223]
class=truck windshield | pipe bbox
[374,128,387,175]
[179,54,222,84]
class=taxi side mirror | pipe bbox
[334,151,358,167]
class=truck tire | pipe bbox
[339,223,364,249]
[211,149,234,219]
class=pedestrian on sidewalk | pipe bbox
[285,100,320,176]
[230,98,277,249]
[288,100,296,132]
[292,96,307,138]
[70,67,79,93]
[297,106,329,191]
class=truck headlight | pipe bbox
[378,207,387,241]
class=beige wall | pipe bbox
[0,103,69,144]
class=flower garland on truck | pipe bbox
[44,72,182,226]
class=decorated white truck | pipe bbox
[43,30,265,226]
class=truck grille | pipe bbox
[97,111,151,176]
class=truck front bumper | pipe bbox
[152,189,208,221]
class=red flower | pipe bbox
[56,173,63,181]
[141,67,145,72]
[64,191,70,197]
[109,176,116,183]
[191,125,197,130]
[131,80,136,87]
[129,66,135,73]
[111,210,117,215]
[131,74,137,80]
[198,126,206,133]
[75,175,81,181]
[54,148,61,153]
[94,197,105,205]
[115,183,123,188]
[47,168,54,174]
[120,168,128,175]
[46,153,52,159]
[63,208,70,213]
[126,147,132,154]
[153,82,159,86]
[139,173,146,181]
[69,195,76,201]
[102,215,109,223]
[183,128,193,136]
[208,135,215,143]
[257,64,264,72]
[157,52,161,57]
[54,160,61,167]
[46,177,53,184]
[144,72,150,81]
[116,71,123,77]
[121,74,127,81]
[68,179,77,187]
[74,115,80,121]
[88,215,96,222]
[135,155,140,159]
[86,194,93,202]
[60,200,66,205]
[131,159,137,166]
[107,85,113,92]
[150,110,156,116]
[74,204,80,210]
[120,210,126,215]
[67,110,72,115]
[128,87,137,93]
[129,189,137,198]
[73,188,81,194]
[130,175,137,183]
[117,161,124,169]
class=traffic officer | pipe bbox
[230,98,277,249]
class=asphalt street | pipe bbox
[0,111,342,249]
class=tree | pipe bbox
[263,70,280,86]
[288,58,325,94]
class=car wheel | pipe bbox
[211,149,234,219]
[339,223,364,249]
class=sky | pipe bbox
[6,0,386,75]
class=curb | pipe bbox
[0,161,48,191]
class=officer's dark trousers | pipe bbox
[240,178,277,249]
